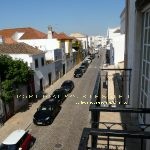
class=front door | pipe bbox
[63,64,65,75]
[40,78,43,91]
[48,73,51,86]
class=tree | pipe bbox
[0,55,33,104]
[72,41,83,51]
[1,80,15,103]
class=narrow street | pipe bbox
[29,51,105,150]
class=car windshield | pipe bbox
[51,92,61,99]
[80,66,85,69]
[0,144,16,150]
[39,106,48,111]
[39,106,53,111]
[62,82,71,86]
[75,69,81,73]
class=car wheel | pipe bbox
[30,141,34,148]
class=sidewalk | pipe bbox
[0,62,81,142]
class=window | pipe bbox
[35,59,38,68]
[139,9,150,123]
[41,57,44,66]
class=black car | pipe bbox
[61,80,74,93]
[79,65,87,73]
[81,61,89,68]
[50,88,67,104]
[33,99,61,125]
[74,68,83,78]
[90,54,95,59]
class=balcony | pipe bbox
[78,68,150,150]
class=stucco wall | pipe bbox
[14,85,28,112]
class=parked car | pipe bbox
[90,54,95,59]
[33,99,61,125]
[74,68,83,78]
[84,58,92,64]
[0,130,35,150]
[81,61,89,68]
[79,65,87,73]
[50,88,68,104]
[61,80,74,93]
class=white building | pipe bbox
[123,0,150,149]
[88,36,101,48]
[120,8,126,34]
[70,32,88,50]
[0,27,74,75]
[0,43,56,109]
[107,27,125,66]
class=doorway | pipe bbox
[48,73,51,86]
[63,64,65,75]
[40,78,43,91]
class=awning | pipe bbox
[35,70,43,79]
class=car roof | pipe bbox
[75,68,82,71]
[2,130,26,145]
[62,80,72,83]
[80,66,85,68]
[41,98,56,105]
[53,88,65,92]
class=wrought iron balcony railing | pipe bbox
[78,69,150,150]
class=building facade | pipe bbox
[124,0,150,149]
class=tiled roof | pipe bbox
[3,37,17,44]
[0,27,73,42]
[52,32,73,40]
[0,27,47,40]
[0,43,44,55]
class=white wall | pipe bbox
[31,54,56,93]
[9,54,33,67]
[34,62,56,93]
[9,53,56,93]
[18,39,60,51]
[14,85,28,112]
[112,34,125,65]
[125,0,136,108]
[120,8,126,34]
[12,32,24,41]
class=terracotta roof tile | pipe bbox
[3,37,17,44]
[52,32,73,40]
[0,27,73,42]
[0,43,44,55]
[0,27,47,41]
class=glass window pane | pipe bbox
[143,61,145,74]
[146,63,149,78]
[145,79,148,94]
[148,29,150,44]
[149,12,150,26]
[140,90,143,104]
[147,46,150,61]
[144,94,147,108]
[144,29,148,44]
[144,46,147,59]
[142,76,145,89]
[145,12,148,27]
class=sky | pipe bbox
[0,0,125,36]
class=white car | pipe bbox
[84,58,92,64]
[0,130,35,150]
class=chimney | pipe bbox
[48,25,53,39]
[0,35,3,44]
